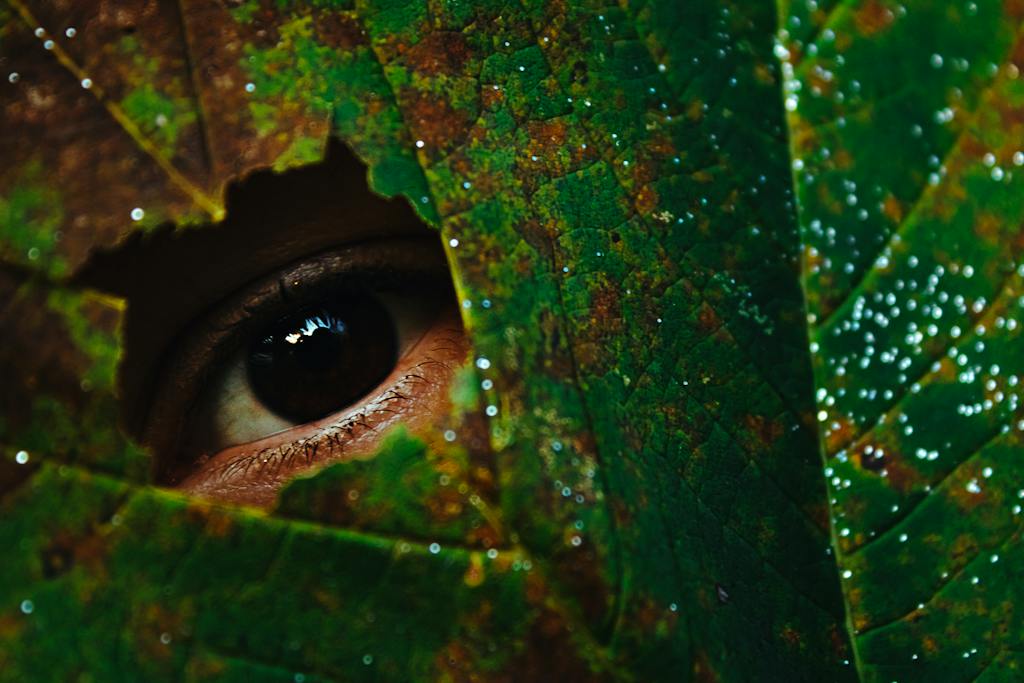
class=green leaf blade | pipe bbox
[784,0,1024,679]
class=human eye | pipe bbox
[86,147,467,507]
[152,239,464,507]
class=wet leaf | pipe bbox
[781,0,1024,679]
[3,0,1014,680]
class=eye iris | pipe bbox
[246,294,397,423]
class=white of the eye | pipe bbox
[203,355,296,451]
[375,290,439,357]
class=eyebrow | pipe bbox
[76,139,433,435]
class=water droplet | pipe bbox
[20,600,33,614]
[428,542,441,554]
[130,207,144,221]
[15,451,29,465]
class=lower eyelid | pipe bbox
[177,317,468,507]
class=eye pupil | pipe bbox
[246,294,397,423]
[291,324,344,370]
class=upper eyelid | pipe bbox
[196,237,448,368]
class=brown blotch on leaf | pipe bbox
[743,414,784,449]
[854,0,897,36]
[403,31,473,76]
[867,448,921,495]
[823,416,856,454]
[973,210,1011,246]
[525,119,567,155]
[696,302,723,335]
[881,195,904,223]
[498,603,609,682]
[1005,0,1024,20]
[313,11,368,51]
[691,648,721,683]
[515,218,556,264]
[403,90,473,159]
[185,502,237,538]
[589,281,623,332]
[41,523,112,582]
[687,99,705,122]
[636,184,660,215]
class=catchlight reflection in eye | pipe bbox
[247,296,398,424]
[146,239,468,507]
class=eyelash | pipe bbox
[198,336,461,483]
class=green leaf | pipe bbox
[5,0,1020,680]
[781,0,1024,679]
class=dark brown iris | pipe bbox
[246,294,397,423]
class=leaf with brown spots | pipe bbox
[21,0,1019,680]
[783,0,1024,679]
